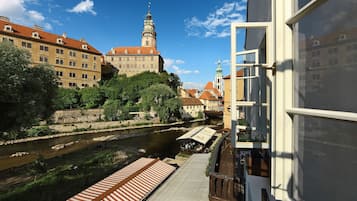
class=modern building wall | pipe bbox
[0,18,102,88]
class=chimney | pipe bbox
[33,25,43,31]
[80,38,86,43]
[0,16,10,22]
[62,32,67,38]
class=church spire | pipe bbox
[142,1,156,48]
[214,60,224,96]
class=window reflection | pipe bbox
[294,0,357,113]
[293,115,357,201]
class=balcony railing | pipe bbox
[208,133,243,201]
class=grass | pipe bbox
[0,151,135,201]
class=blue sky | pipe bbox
[0,0,247,89]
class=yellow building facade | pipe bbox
[0,17,102,88]
[223,70,244,129]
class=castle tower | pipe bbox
[214,60,224,96]
[141,2,157,49]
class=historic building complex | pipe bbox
[105,7,164,77]
[0,16,102,88]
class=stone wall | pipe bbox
[51,109,104,124]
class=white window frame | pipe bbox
[230,22,272,149]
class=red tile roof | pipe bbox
[199,91,218,101]
[107,46,160,55]
[186,89,198,97]
[181,97,203,106]
[0,19,101,55]
[203,82,221,97]
[204,82,214,90]
[223,69,244,79]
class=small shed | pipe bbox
[177,126,216,152]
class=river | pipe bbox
[0,120,219,201]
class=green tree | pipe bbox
[0,42,58,133]
[141,84,181,123]
[54,88,80,110]
[103,99,120,121]
[79,87,105,109]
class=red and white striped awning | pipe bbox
[67,157,175,201]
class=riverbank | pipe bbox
[0,119,206,146]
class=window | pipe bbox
[94,56,96,61]
[56,49,64,54]
[4,25,13,32]
[32,32,40,39]
[93,75,96,80]
[93,63,96,69]
[56,71,63,77]
[56,59,64,65]
[82,74,88,79]
[69,51,76,57]
[3,37,14,43]
[39,56,48,63]
[82,44,88,50]
[82,63,88,68]
[69,72,76,78]
[57,38,63,44]
[81,83,89,87]
[290,1,357,200]
[69,82,77,87]
[40,45,48,51]
[69,61,76,66]
[22,41,31,48]
[57,82,63,86]
[82,54,88,59]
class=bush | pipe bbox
[26,126,54,137]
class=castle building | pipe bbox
[0,16,102,88]
[213,60,224,96]
[105,5,164,77]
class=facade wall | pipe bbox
[105,54,162,77]
[223,77,244,129]
[0,34,101,88]
[181,105,204,119]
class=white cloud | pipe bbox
[27,10,45,22]
[0,0,52,30]
[183,82,205,90]
[67,0,97,16]
[185,1,246,38]
[164,58,200,75]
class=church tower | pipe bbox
[214,60,224,96]
[141,2,157,49]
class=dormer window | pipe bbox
[312,40,320,47]
[56,38,63,44]
[124,49,128,54]
[338,34,346,41]
[82,44,88,50]
[4,25,13,32]
[32,32,40,39]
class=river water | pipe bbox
[0,121,217,201]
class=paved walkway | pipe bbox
[148,153,210,201]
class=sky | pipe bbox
[0,0,248,89]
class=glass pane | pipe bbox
[294,0,357,112]
[298,0,312,9]
[293,115,357,201]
